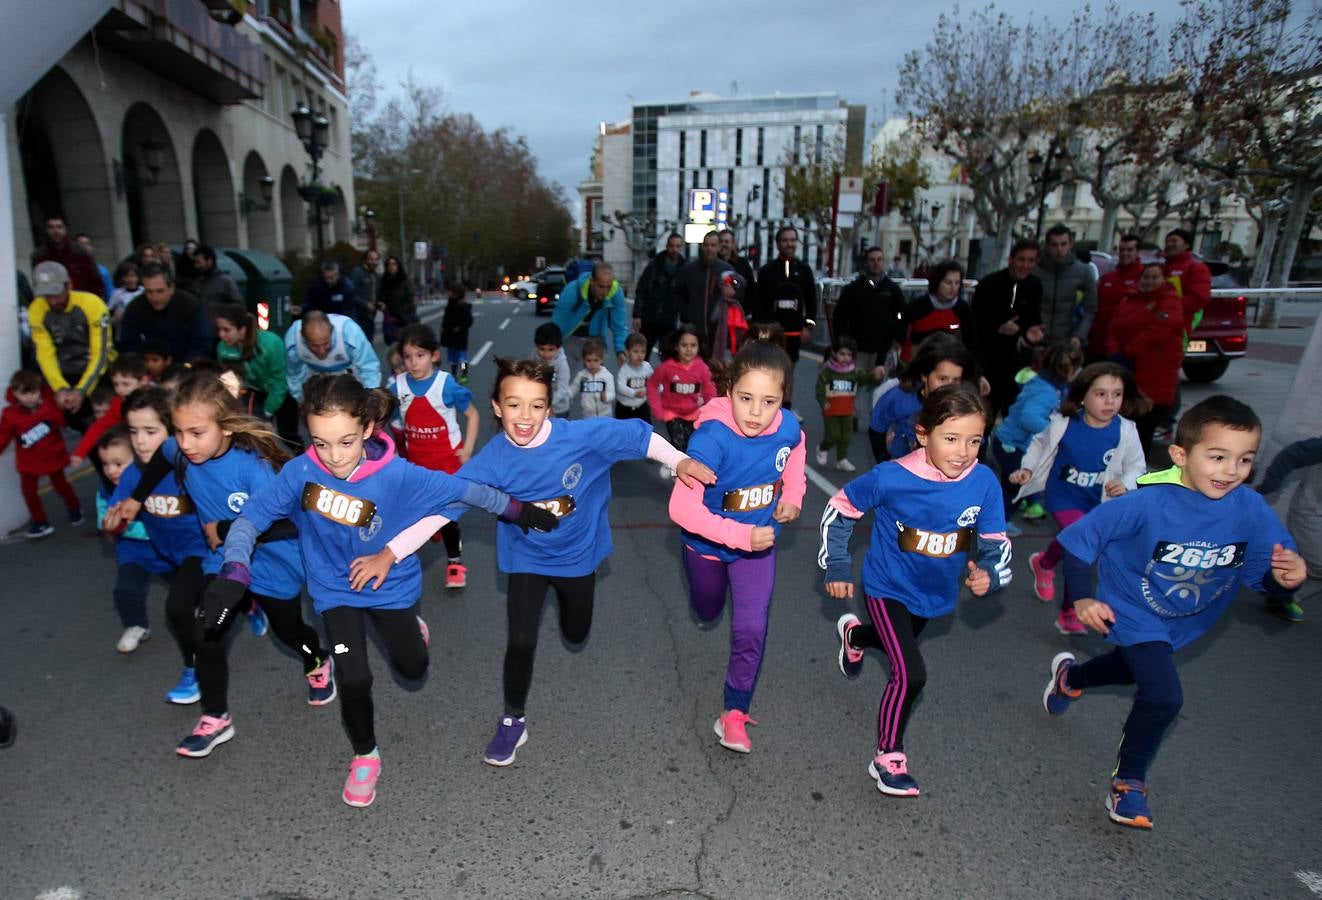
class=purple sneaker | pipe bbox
[483,715,527,767]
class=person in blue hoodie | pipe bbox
[551,260,631,369]
[211,373,559,808]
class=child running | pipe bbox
[1010,362,1148,633]
[1042,396,1304,829]
[569,337,615,419]
[390,323,480,590]
[211,373,557,806]
[440,356,712,766]
[614,332,653,421]
[107,387,211,699]
[815,335,881,473]
[821,383,1012,796]
[440,283,473,383]
[107,372,331,759]
[647,325,717,474]
[1,370,83,538]
[867,334,979,463]
[69,353,151,469]
[533,322,572,416]
[668,339,806,753]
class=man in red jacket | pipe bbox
[1162,228,1212,331]
[0,370,83,537]
[31,215,105,299]
[1089,234,1144,359]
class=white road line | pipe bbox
[470,340,493,368]
[498,317,510,330]
[1297,871,1322,896]
[803,463,840,497]
[801,349,823,362]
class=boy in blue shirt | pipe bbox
[1042,395,1306,829]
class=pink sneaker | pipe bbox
[868,751,920,796]
[1029,551,1056,602]
[307,657,337,706]
[1056,606,1087,635]
[417,615,430,648]
[342,753,381,807]
[445,563,467,589]
[713,709,757,753]
[176,713,235,758]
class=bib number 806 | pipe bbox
[316,488,364,524]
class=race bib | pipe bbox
[20,422,51,449]
[1151,541,1245,570]
[721,481,781,512]
[672,382,698,395]
[580,380,607,394]
[531,495,576,518]
[1061,466,1104,488]
[776,298,798,310]
[828,378,856,395]
[143,493,195,518]
[627,376,647,389]
[897,523,974,558]
[300,483,377,528]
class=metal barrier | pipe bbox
[1213,287,1322,326]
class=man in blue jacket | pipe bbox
[552,261,630,369]
[283,310,381,402]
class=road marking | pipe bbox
[804,464,841,497]
[801,349,823,362]
[470,340,493,368]
[498,317,510,330]
[36,888,82,900]
[1297,871,1322,896]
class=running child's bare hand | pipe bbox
[749,526,775,551]
[1104,480,1127,497]
[1074,598,1116,635]
[965,561,991,596]
[772,501,800,524]
[203,521,222,550]
[1271,543,1307,590]
[458,445,473,464]
[873,366,886,382]
[108,498,142,526]
[350,547,397,591]
[825,580,854,599]
[1008,469,1031,485]
[675,457,716,488]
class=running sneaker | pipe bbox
[177,713,234,757]
[1006,521,1023,538]
[1265,596,1304,623]
[68,507,85,527]
[1029,551,1055,602]
[342,753,382,808]
[25,522,54,539]
[445,563,467,589]
[246,603,269,637]
[713,709,757,753]
[307,657,336,706]
[836,613,864,679]
[483,715,528,766]
[166,667,200,705]
[116,626,151,653]
[815,449,829,466]
[1056,607,1087,635]
[1106,778,1154,829]
[417,615,430,648]
[868,751,920,796]
[1042,651,1082,716]
[836,458,857,473]
[1019,500,1047,521]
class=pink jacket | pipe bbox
[647,357,716,422]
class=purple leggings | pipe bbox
[682,545,776,713]
[1038,508,1086,610]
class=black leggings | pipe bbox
[164,556,208,667]
[847,596,929,752]
[195,578,326,717]
[504,572,596,716]
[321,604,429,754]
[439,521,462,560]
[1135,404,1173,457]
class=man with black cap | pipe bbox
[27,260,113,430]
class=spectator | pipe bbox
[1161,227,1212,331]
[904,259,975,360]
[283,310,381,403]
[31,216,104,298]
[969,242,1045,416]
[189,245,243,316]
[1105,262,1184,455]
[1089,234,1144,359]
[154,243,175,280]
[117,263,212,364]
[1034,223,1097,347]
[134,243,158,269]
[107,262,143,334]
[379,255,415,345]
[830,245,907,375]
[675,231,735,355]
[176,238,200,290]
[717,228,757,286]
[633,232,686,357]
[753,225,817,365]
[350,249,382,341]
[552,260,631,368]
[215,303,298,448]
[886,255,908,279]
[75,233,114,300]
[297,261,356,318]
[27,260,114,430]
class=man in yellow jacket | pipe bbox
[27,260,114,430]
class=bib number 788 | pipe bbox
[912,528,960,556]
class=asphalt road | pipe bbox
[2,296,1319,900]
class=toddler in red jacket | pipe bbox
[647,325,716,475]
[0,370,83,538]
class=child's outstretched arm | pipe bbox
[348,514,450,592]
[669,476,758,551]
[1258,437,1322,497]
[647,432,715,487]
[971,531,1013,595]
[818,489,863,599]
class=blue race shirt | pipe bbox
[112,461,209,568]
[454,418,652,576]
[99,482,173,574]
[869,387,922,458]
[1046,414,1121,513]
[1058,482,1292,650]
[844,460,1006,618]
[683,412,802,564]
[160,437,304,598]
[405,373,472,412]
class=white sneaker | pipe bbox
[658,463,673,479]
[815,449,828,466]
[836,458,857,472]
[117,626,151,654]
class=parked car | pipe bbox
[533,270,567,317]
[509,276,537,299]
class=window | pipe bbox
[692,170,699,189]
[678,131,686,169]
[761,168,770,217]
[700,129,708,167]
[756,127,764,165]
[735,128,743,166]
[1061,182,1079,209]
[793,125,802,163]
[815,124,824,162]
[727,169,734,197]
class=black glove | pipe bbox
[511,501,560,534]
[200,575,247,632]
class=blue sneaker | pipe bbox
[836,613,864,679]
[483,715,527,766]
[868,751,920,796]
[25,522,55,539]
[246,604,269,637]
[166,667,200,705]
[1043,652,1082,715]
[1106,778,1154,829]
[1006,521,1023,538]
[176,713,234,758]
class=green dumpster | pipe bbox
[166,245,248,301]
[222,248,293,334]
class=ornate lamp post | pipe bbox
[292,101,331,253]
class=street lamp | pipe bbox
[354,207,376,252]
[292,101,331,253]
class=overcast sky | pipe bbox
[343,0,1181,212]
